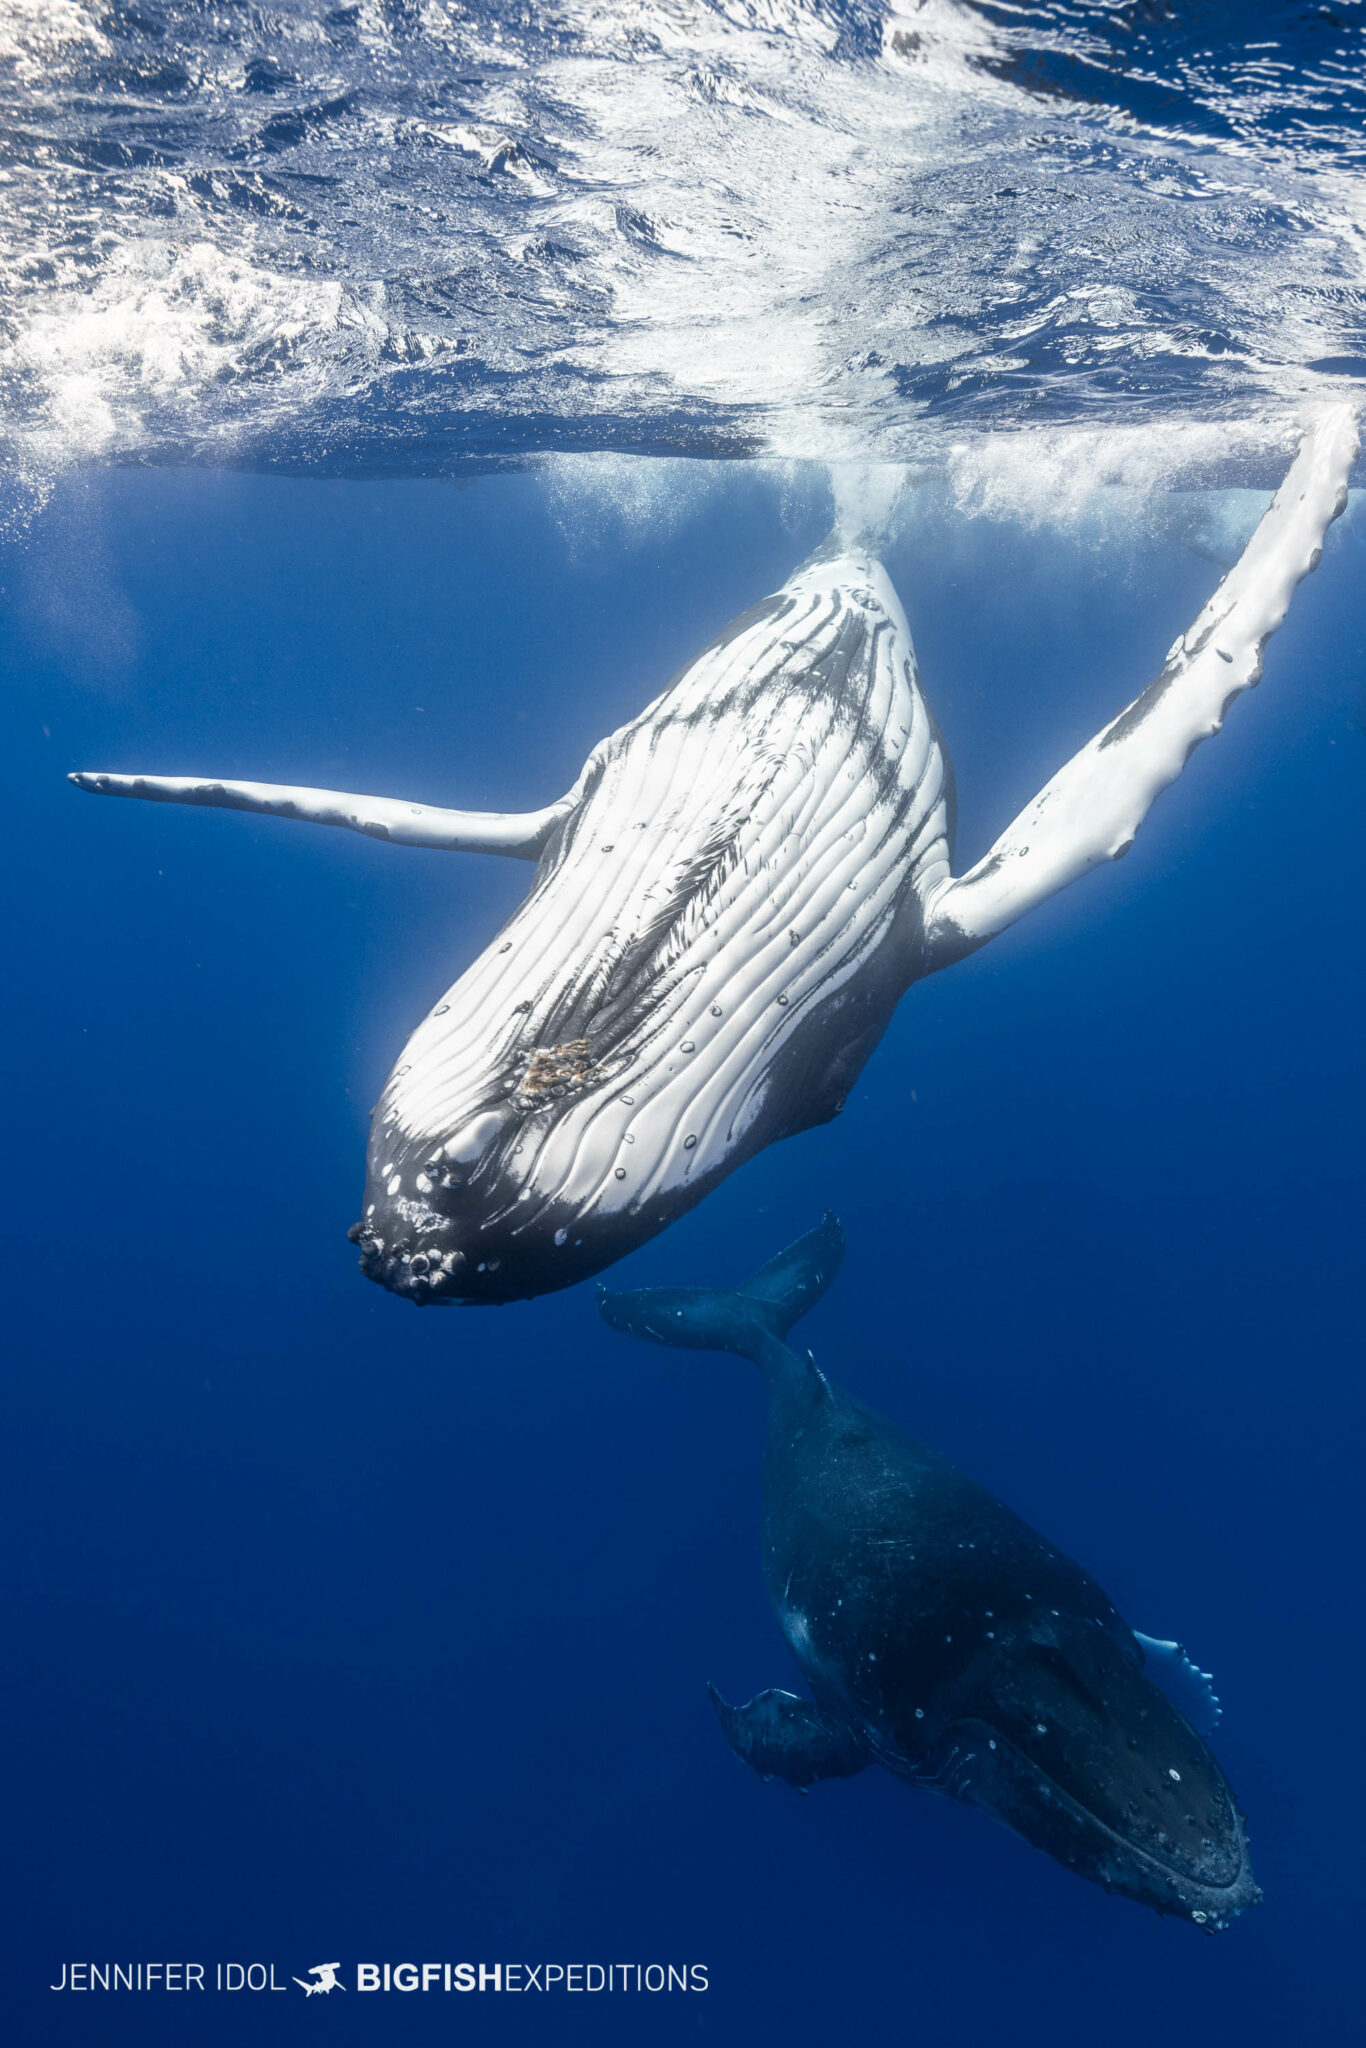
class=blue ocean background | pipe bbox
[2,457,1363,2044]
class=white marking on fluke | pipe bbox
[71,407,1359,1303]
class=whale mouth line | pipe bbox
[946,1722,1253,1917]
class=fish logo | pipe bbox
[293,1963,346,1996]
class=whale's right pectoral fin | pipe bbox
[924,403,1360,969]
[68,771,576,859]
[708,1683,868,1791]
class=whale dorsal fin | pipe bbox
[924,405,1359,967]
[1135,1631,1222,1737]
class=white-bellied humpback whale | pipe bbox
[600,1215,1254,1930]
[72,408,1358,1304]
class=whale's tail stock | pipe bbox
[597,1213,844,1366]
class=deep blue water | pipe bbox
[3,464,1363,2044]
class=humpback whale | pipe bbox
[72,409,1357,1304]
[600,1217,1255,1930]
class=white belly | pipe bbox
[357,543,953,1302]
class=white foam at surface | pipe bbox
[2,239,403,471]
[830,465,913,547]
[1,0,1363,485]
[934,421,1303,532]
[0,0,106,80]
[540,452,823,552]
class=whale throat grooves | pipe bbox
[358,551,953,1301]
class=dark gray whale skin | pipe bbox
[600,1216,1258,1930]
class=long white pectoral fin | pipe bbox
[925,403,1360,968]
[68,770,574,858]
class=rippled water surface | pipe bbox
[3,1,1365,483]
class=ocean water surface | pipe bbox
[2,0,1364,2043]
[3,0,1365,482]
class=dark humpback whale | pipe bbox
[72,409,1357,1304]
[600,1216,1255,1931]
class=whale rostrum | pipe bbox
[72,407,1359,1304]
[599,1216,1258,1930]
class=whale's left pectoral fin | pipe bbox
[924,404,1360,968]
[68,771,575,859]
[708,1683,868,1792]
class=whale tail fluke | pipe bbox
[597,1213,844,1364]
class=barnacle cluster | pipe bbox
[515,1039,598,1105]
